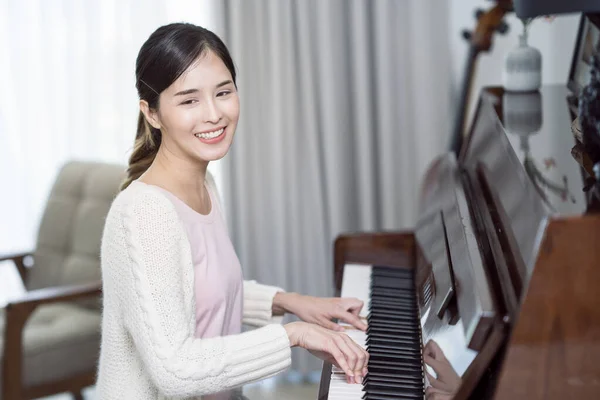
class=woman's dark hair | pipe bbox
[121,23,236,190]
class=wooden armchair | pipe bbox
[0,161,124,400]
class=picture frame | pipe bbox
[567,13,600,98]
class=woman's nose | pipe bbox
[203,99,222,123]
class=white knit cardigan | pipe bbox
[96,178,291,399]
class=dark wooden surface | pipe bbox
[462,85,600,398]
[454,320,507,400]
[493,215,600,399]
[333,232,415,293]
[0,252,33,283]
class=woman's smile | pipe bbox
[194,126,226,144]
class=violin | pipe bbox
[449,1,513,156]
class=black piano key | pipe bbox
[368,311,418,320]
[367,327,420,337]
[364,374,423,387]
[371,270,412,278]
[366,337,420,347]
[369,299,417,309]
[370,290,415,299]
[369,297,415,306]
[367,318,418,328]
[363,395,410,400]
[369,304,417,313]
[364,380,423,391]
[371,266,413,277]
[365,369,423,381]
[342,265,425,400]
[364,395,421,400]
[371,279,414,291]
[366,330,419,339]
[363,387,423,399]
[368,305,417,314]
[366,344,422,357]
[369,298,415,306]
[368,310,418,320]
[368,360,423,371]
[363,393,424,400]
[366,329,421,339]
[371,274,412,283]
[371,282,414,292]
[368,350,422,361]
[364,379,423,389]
[368,352,423,364]
[365,364,423,376]
[366,338,421,348]
[365,381,424,394]
[367,318,418,327]
[367,345,421,355]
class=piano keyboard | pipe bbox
[327,264,424,400]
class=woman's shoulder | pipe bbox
[108,181,179,221]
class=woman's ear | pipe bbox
[139,100,161,130]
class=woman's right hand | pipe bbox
[284,321,368,384]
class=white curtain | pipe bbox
[222,0,451,374]
[0,0,222,255]
[1,0,453,380]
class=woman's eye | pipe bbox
[217,90,231,97]
[181,99,197,105]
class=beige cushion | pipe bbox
[0,303,101,397]
[0,161,125,398]
[28,161,124,309]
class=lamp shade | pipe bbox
[513,0,600,18]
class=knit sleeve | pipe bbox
[117,190,291,397]
[243,280,286,326]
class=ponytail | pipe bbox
[120,112,162,190]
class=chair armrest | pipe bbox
[6,280,102,313]
[2,281,102,399]
[0,251,32,262]
[0,251,33,283]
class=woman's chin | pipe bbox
[195,148,230,163]
[185,135,233,164]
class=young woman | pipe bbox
[96,23,368,399]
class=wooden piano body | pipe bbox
[319,85,600,399]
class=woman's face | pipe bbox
[145,50,240,165]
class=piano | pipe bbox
[318,85,600,399]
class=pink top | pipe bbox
[147,181,243,399]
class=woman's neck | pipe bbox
[140,144,211,213]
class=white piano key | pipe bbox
[340,263,372,318]
[327,264,372,400]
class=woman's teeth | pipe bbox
[195,128,224,139]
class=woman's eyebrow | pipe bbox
[174,88,198,96]
[215,80,233,89]
[174,80,233,96]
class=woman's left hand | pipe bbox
[424,340,461,399]
[274,292,368,331]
